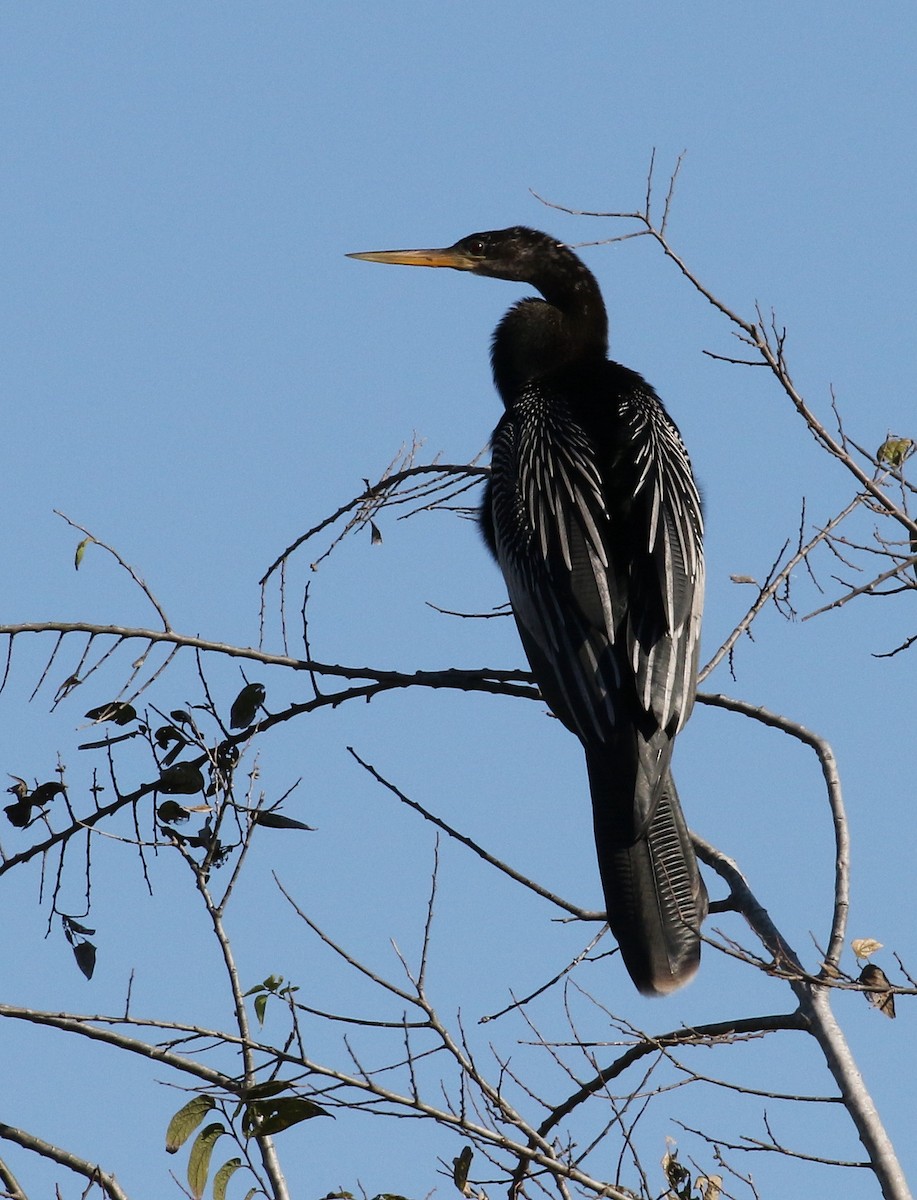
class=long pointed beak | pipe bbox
[346,246,477,271]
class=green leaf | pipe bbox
[64,916,95,937]
[213,1158,243,1200]
[230,683,266,730]
[157,800,191,824]
[73,941,96,980]
[242,1096,329,1137]
[453,1145,473,1193]
[74,536,94,569]
[239,1080,292,1101]
[252,811,315,832]
[155,725,185,749]
[244,974,284,998]
[216,740,240,772]
[161,741,187,769]
[877,436,913,468]
[165,1096,216,1153]
[254,993,268,1026]
[4,799,32,828]
[187,1122,225,1200]
[157,762,206,795]
[29,781,66,807]
[85,701,138,726]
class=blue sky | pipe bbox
[1,5,915,1198]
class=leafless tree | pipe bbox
[0,163,913,1200]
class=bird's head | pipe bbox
[349,226,609,391]
[348,226,584,294]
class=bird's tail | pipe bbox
[587,753,707,996]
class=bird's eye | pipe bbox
[467,238,487,257]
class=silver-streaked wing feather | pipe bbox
[624,390,705,734]
[490,378,703,755]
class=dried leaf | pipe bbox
[4,776,32,826]
[851,937,883,960]
[661,1139,691,1200]
[55,674,82,701]
[859,964,896,1019]
[370,520,383,545]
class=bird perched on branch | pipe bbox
[349,226,706,995]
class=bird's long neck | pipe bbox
[490,271,608,406]
[538,263,608,345]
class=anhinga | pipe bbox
[349,227,707,995]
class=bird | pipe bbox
[348,226,707,995]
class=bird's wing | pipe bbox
[490,393,623,748]
[489,378,703,796]
[618,386,705,735]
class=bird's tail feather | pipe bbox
[587,754,707,996]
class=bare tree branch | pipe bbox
[0,1124,130,1200]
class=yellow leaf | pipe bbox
[74,536,94,570]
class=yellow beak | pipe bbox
[346,246,478,271]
